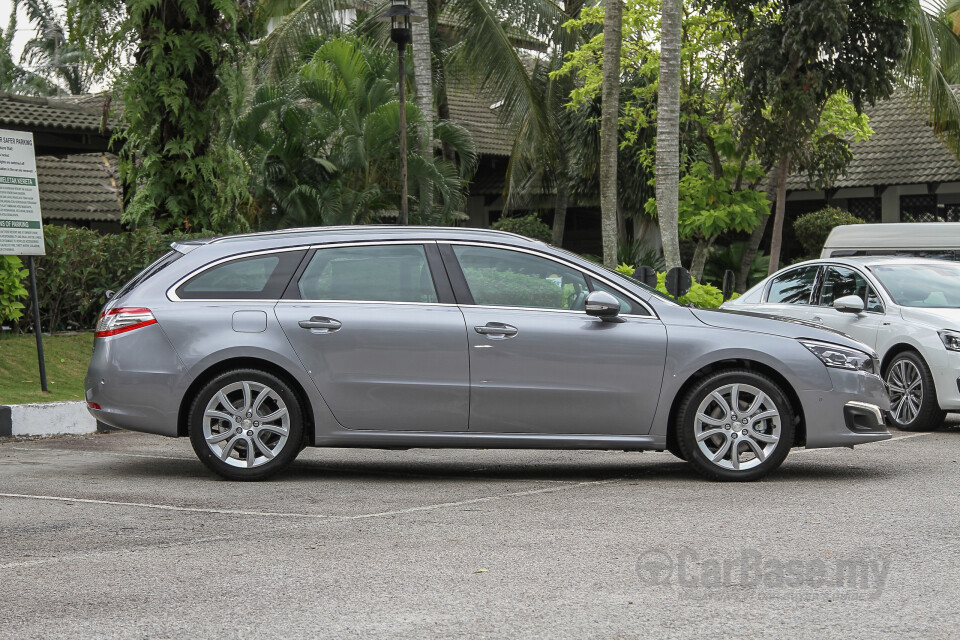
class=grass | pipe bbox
[0,332,94,405]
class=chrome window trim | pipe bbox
[276,299,457,308]
[440,240,656,318]
[167,246,309,302]
[168,240,441,303]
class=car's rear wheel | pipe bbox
[676,370,795,481]
[188,369,304,481]
[884,351,945,432]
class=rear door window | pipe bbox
[766,266,820,305]
[297,244,438,303]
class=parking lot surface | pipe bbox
[2,418,959,639]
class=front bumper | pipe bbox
[800,368,891,449]
[930,353,960,411]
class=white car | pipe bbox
[723,257,960,431]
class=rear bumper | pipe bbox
[84,326,184,437]
[801,368,892,449]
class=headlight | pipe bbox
[800,340,876,374]
[939,330,960,352]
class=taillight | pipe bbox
[95,307,157,337]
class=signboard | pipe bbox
[0,129,44,256]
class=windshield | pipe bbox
[871,263,960,308]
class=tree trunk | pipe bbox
[411,0,433,219]
[552,182,569,247]
[599,0,622,269]
[435,54,455,164]
[767,153,791,275]
[689,235,715,282]
[737,211,769,292]
[656,0,682,271]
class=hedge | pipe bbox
[793,206,865,257]
[11,225,210,333]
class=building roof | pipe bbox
[785,92,960,191]
[36,153,123,222]
[445,81,513,157]
[0,92,113,134]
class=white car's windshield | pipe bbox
[871,263,960,308]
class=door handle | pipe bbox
[299,317,342,332]
[474,322,518,338]
[811,316,823,323]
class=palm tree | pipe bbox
[234,36,476,228]
[20,0,93,94]
[655,0,682,271]
[0,3,57,95]
[599,0,622,268]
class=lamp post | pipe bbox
[379,0,424,226]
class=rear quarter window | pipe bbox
[176,251,304,300]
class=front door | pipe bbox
[276,242,469,431]
[811,265,883,348]
[446,243,667,434]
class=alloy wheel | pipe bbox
[693,383,782,471]
[202,381,290,469]
[887,359,923,426]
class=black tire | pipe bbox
[188,369,305,481]
[884,351,945,432]
[676,369,795,482]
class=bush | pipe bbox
[793,206,864,257]
[615,264,725,308]
[17,226,210,333]
[491,214,552,243]
[0,256,28,325]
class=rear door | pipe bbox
[275,242,469,431]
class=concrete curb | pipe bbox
[0,401,109,437]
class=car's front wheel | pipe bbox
[884,351,945,432]
[676,370,795,481]
[188,369,305,481]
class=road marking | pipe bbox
[792,431,935,455]
[0,480,616,523]
[9,446,192,461]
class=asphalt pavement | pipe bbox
[2,417,959,639]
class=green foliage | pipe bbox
[117,0,251,233]
[491,214,552,243]
[17,225,210,333]
[462,267,564,308]
[702,242,769,288]
[613,263,724,308]
[234,36,475,228]
[719,0,910,165]
[644,159,768,241]
[617,237,665,271]
[0,255,29,324]
[793,207,865,257]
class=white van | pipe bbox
[821,222,960,261]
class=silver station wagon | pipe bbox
[86,227,890,481]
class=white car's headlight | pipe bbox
[800,340,876,374]
[939,330,960,352]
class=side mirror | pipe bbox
[585,290,620,320]
[104,290,115,301]
[833,294,865,314]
